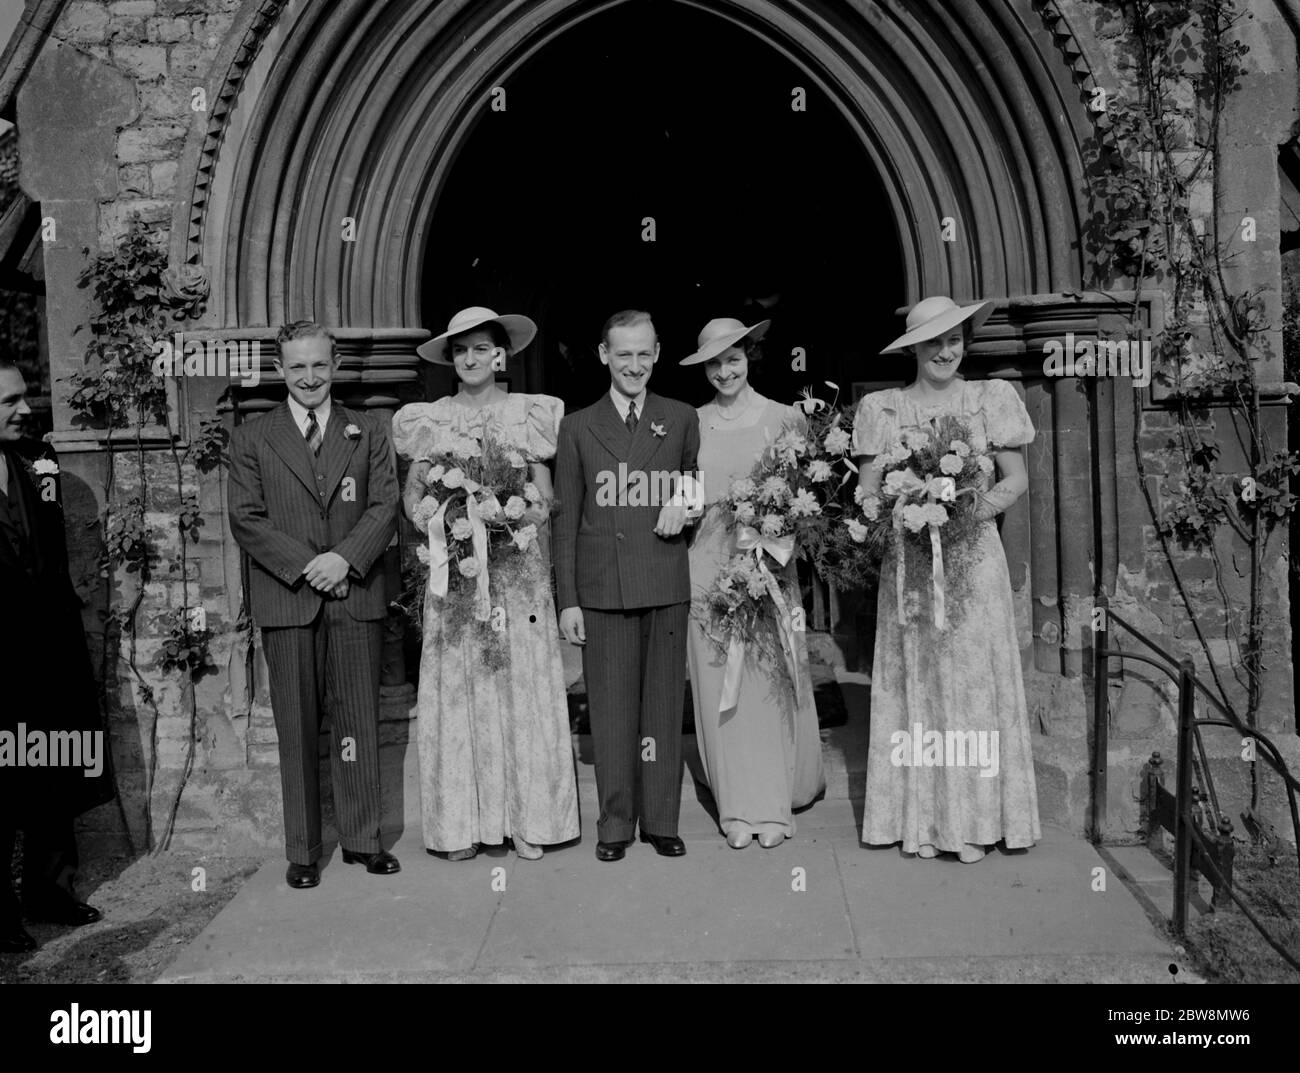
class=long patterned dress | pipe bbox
[686,395,826,840]
[853,379,1040,854]
[392,394,580,852]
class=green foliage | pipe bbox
[102,494,151,576]
[155,609,217,681]
[185,415,230,475]
[67,217,170,431]
[69,212,225,686]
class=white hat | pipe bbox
[416,306,538,365]
[880,296,994,354]
[679,317,771,366]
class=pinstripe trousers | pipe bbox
[261,599,384,864]
[582,602,688,843]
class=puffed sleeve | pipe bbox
[391,403,438,462]
[981,379,1035,448]
[851,391,894,457]
[524,394,565,462]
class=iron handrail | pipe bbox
[1092,593,1300,966]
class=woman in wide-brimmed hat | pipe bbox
[680,318,826,850]
[392,307,579,862]
[854,296,1040,863]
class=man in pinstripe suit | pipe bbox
[228,322,400,889]
[554,310,702,862]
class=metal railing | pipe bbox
[1091,592,1300,970]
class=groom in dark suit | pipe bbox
[228,322,400,888]
[554,310,701,861]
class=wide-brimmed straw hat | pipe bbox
[679,317,771,366]
[880,296,994,354]
[416,306,538,365]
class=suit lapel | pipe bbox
[320,406,360,503]
[265,403,321,501]
[588,394,632,463]
[626,392,668,474]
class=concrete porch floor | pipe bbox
[157,707,1192,983]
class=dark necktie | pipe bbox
[625,400,638,434]
[304,409,323,455]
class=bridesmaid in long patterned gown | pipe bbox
[392,307,579,861]
[854,296,1040,863]
[681,318,825,849]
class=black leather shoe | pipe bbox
[0,922,37,953]
[639,832,686,857]
[341,849,401,874]
[22,895,102,926]
[286,862,320,889]
[595,840,630,862]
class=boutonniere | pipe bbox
[344,424,362,440]
[32,457,59,477]
[650,421,667,438]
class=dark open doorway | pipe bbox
[422,0,906,411]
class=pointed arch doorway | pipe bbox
[422,1,904,409]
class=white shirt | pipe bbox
[606,387,704,519]
[287,395,331,438]
[608,386,647,423]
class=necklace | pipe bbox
[711,390,759,424]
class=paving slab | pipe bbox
[158,711,1187,982]
[477,839,855,969]
[839,824,1171,961]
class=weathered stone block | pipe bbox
[110,1,159,16]
[148,16,191,43]
[118,162,151,196]
[107,17,149,43]
[60,2,112,45]
[158,0,210,15]
[139,81,192,119]
[117,123,186,163]
[98,197,172,246]
[111,43,168,81]
[147,158,178,196]
[191,11,235,48]
[167,42,214,83]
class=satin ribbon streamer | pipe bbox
[893,479,961,631]
[425,500,452,599]
[720,526,803,713]
[425,491,501,621]
[465,492,498,621]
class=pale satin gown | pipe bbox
[686,393,826,840]
[391,394,580,852]
[854,378,1041,854]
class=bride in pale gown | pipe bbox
[681,318,825,849]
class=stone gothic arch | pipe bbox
[172,0,1146,693]
[174,0,1113,338]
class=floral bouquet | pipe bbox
[396,430,544,667]
[847,414,993,628]
[697,383,866,711]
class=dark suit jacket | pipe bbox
[553,391,699,611]
[227,402,398,629]
[0,445,114,821]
